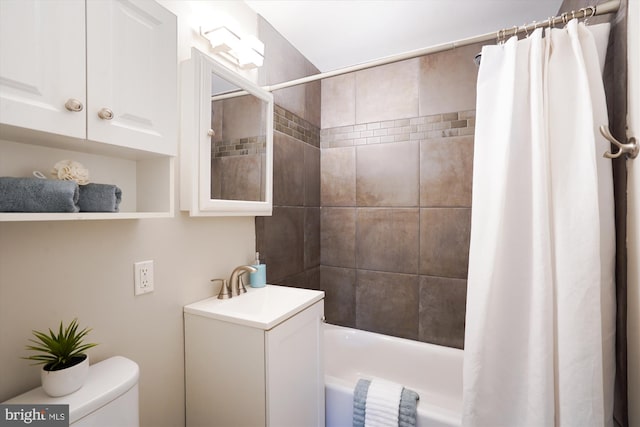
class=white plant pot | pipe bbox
[41,355,89,397]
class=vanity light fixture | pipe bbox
[237,35,264,69]
[200,26,264,69]
[200,26,240,54]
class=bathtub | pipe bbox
[324,323,463,427]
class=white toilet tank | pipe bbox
[3,356,139,426]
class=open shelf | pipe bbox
[0,133,174,221]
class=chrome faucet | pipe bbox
[228,265,257,297]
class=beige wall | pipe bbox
[0,2,260,426]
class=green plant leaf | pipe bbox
[22,318,98,371]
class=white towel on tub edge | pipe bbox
[365,378,403,427]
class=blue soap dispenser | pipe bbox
[249,252,266,288]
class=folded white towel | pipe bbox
[364,379,404,427]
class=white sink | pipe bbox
[183,284,324,330]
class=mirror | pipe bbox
[181,48,273,216]
[210,75,267,202]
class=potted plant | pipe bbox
[24,318,98,397]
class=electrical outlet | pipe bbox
[134,260,154,295]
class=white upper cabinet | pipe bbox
[86,0,176,155]
[0,0,177,220]
[0,0,86,139]
[0,0,177,156]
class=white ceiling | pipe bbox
[245,0,564,72]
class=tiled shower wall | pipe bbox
[255,17,322,289]
[320,43,481,349]
[254,17,481,349]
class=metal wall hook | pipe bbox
[600,125,639,159]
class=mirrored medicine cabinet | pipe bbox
[180,48,273,216]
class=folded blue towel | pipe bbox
[352,378,420,427]
[353,379,370,427]
[0,177,79,212]
[78,183,122,212]
[399,387,420,427]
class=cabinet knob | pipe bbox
[64,98,84,112]
[207,129,215,137]
[98,108,114,120]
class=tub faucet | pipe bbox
[229,265,257,297]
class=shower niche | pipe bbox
[180,48,274,216]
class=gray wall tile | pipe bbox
[356,208,419,274]
[279,266,320,290]
[419,43,481,116]
[258,17,320,123]
[304,144,320,207]
[273,86,306,125]
[419,276,467,349]
[305,207,320,269]
[356,270,419,340]
[355,59,419,124]
[321,208,356,268]
[321,147,356,206]
[219,95,265,140]
[256,207,304,283]
[419,208,471,278]
[306,266,321,291]
[356,141,419,207]
[258,17,306,118]
[279,270,308,288]
[273,132,304,206]
[305,60,322,128]
[321,73,356,128]
[320,266,356,327]
[420,136,474,207]
[211,155,263,201]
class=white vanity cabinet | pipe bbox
[184,285,325,427]
[0,0,177,220]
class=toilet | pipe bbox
[3,356,139,426]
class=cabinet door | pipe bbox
[86,0,177,155]
[265,301,325,427]
[0,0,86,138]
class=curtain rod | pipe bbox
[265,0,620,90]
[211,0,620,101]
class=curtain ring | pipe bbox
[523,23,530,38]
[571,10,576,20]
[561,12,568,24]
[548,16,556,28]
[578,8,587,18]
[584,5,596,24]
[512,25,519,38]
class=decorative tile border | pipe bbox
[275,105,321,148]
[320,110,475,148]
[212,136,266,158]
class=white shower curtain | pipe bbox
[462,20,616,427]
